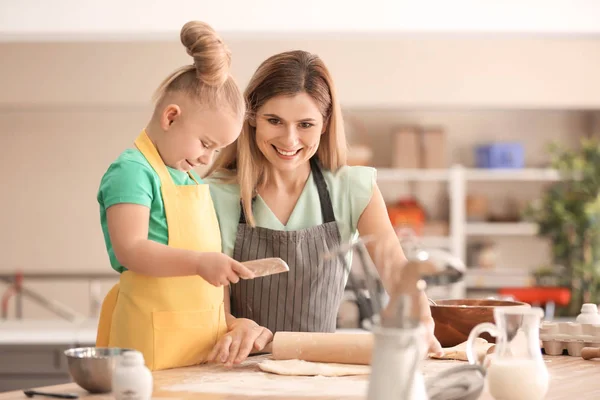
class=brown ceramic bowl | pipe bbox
[430,299,529,348]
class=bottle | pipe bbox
[575,303,600,324]
[112,351,153,400]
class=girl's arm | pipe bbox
[106,204,253,285]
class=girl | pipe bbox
[94,21,259,371]
[207,50,443,365]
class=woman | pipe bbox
[206,50,442,366]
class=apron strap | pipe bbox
[238,199,251,224]
[134,130,199,188]
[310,157,336,224]
[187,170,201,185]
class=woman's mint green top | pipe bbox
[208,166,377,258]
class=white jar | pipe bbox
[112,351,153,400]
[575,303,600,324]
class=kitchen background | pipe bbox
[2,0,600,391]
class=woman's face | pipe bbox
[254,92,325,173]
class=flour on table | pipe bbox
[160,357,368,398]
[258,359,371,376]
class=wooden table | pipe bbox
[0,355,598,399]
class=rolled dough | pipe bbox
[258,359,371,377]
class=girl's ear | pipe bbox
[161,104,182,131]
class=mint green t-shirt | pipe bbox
[207,166,377,260]
[97,148,203,273]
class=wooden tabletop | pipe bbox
[1,355,598,399]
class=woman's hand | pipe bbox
[207,318,273,367]
[422,315,444,357]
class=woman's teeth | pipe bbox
[275,147,300,156]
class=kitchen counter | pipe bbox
[0,321,369,392]
[0,319,98,392]
[0,355,598,399]
[0,319,98,345]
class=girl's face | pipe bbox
[254,92,325,173]
[158,101,241,172]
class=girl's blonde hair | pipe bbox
[153,21,244,121]
[208,50,347,226]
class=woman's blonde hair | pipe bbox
[209,50,347,226]
[153,21,244,121]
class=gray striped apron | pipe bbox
[230,158,345,333]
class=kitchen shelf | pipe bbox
[464,168,560,182]
[466,222,539,236]
[376,167,559,182]
[376,168,449,182]
[377,165,562,298]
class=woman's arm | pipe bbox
[356,184,411,288]
[356,183,443,355]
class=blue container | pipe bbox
[475,143,524,169]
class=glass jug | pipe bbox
[466,306,549,400]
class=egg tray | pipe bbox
[539,321,600,357]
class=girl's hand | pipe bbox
[207,318,273,367]
[196,252,255,286]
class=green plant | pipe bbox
[524,138,600,315]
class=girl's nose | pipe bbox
[197,151,213,166]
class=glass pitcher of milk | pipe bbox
[466,306,549,400]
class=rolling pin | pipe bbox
[581,347,600,360]
[270,332,373,365]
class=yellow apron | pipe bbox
[95,130,227,371]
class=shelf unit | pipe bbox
[376,165,562,298]
[376,167,561,183]
[465,222,539,236]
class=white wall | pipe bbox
[2,0,600,40]
[3,37,600,109]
